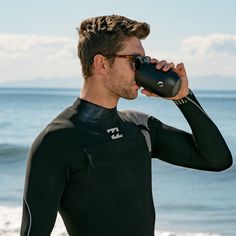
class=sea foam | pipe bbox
[0,206,220,236]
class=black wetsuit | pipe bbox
[20,91,232,236]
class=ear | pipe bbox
[93,54,109,75]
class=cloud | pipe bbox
[152,33,236,78]
[182,33,236,57]
[1,33,236,90]
[0,34,81,83]
[182,34,236,78]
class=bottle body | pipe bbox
[135,62,182,98]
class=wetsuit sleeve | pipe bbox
[148,90,233,171]
[20,131,66,236]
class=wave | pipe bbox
[0,144,29,164]
[0,206,220,236]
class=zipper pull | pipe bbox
[83,149,95,169]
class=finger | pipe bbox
[150,58,159,64]
[141,89,158,97]
[176,62,184,68]
[162,62,175,72]
[141,89,152,96]
[156,60,167,70]
[174,62,185,71]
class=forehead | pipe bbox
[119,37,145,56]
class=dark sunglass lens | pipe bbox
[133,56,143,63]
[143,56,151,63]
[133,56,143,70]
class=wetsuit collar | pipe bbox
[73,98,118,122]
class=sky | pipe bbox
[1,0,236,90]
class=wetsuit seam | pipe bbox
[175,95,213,123]
[181,97,213,168]
[119,111,152,153]
[24,196,32,236]
[186,97,209,117]
[139,127,152,153]
[177,97,229,170]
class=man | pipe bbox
[20,15,232,236]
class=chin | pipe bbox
[123,93,138,100]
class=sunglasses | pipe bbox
[103,54,151,70]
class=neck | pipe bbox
[80,77,119,109]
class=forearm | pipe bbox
[172,90,232,171]
[149,91,232,171]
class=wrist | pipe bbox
[173,89,193,105]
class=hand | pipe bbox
[141,58,189,100]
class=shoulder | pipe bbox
[119,109,151,127]
[30,105,80,156]
[119,109,164,133]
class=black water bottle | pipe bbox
[134,57,182,98]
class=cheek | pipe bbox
[119,63,135,79]
[108,61,135,87]
[114,60,134,74]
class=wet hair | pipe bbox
[77,14,150,78]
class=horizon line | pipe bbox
[0,86,236,92]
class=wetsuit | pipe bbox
[20,91,232,236]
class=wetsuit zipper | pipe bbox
[83,149,95,175]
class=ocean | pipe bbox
[0,87,235,236]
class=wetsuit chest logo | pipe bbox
[106,127,123,140]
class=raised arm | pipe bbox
[139,59,232,171]
[149,91,232,171]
